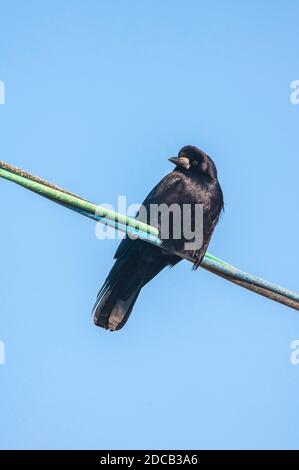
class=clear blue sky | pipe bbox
[0,0,299,450]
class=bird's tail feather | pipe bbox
[93,243,169,331]
[93,285,142,331]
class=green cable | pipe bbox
[0,168,158,238]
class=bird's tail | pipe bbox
[93,241,169,331]
[93,283,142,331]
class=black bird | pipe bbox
[93,145,224,331]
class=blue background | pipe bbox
[0,0,299,450]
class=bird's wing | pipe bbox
[114,172,184,260]
[95,174,184,305]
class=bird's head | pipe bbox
[169,145,217,179]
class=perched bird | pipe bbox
[93,145,224,331]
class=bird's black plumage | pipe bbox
[93,145,224,331]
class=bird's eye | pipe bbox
[192,161,198,166]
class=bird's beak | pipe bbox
[168,156,190,169]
